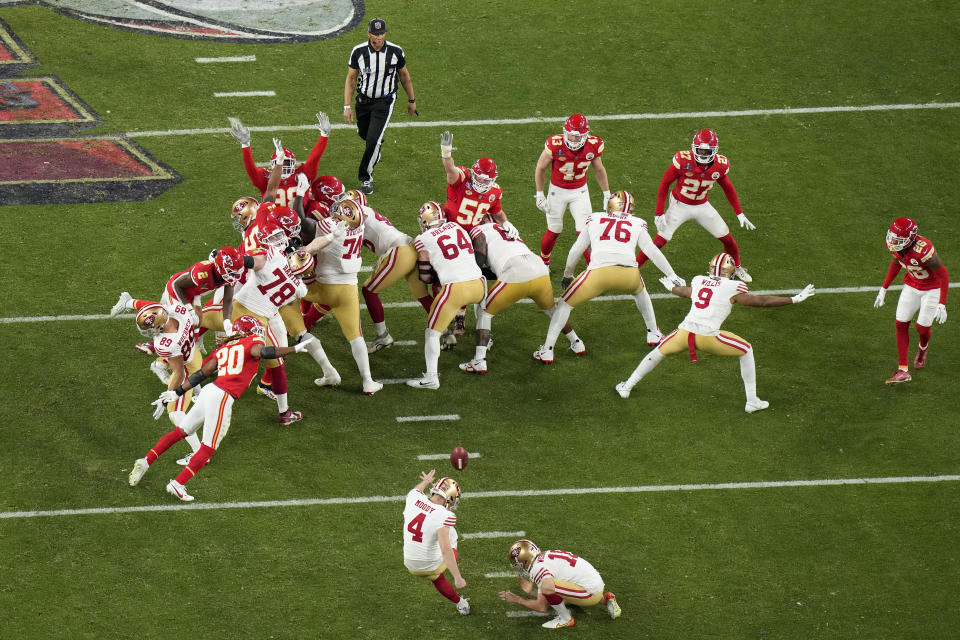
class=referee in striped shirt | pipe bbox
[343,18,417,195]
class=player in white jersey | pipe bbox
[300,197,383,395]
[457,222,584,374]
[534,191,685,364]
[616,252,816,413]
[402,469,470,616]
[407,202,486,390]
[499,539,621,629]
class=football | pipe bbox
[450,446,469,470]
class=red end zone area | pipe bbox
[0,136,182,205]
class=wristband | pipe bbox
[408,98,416,103]
[175,385,186,397]
[343,105,351,110]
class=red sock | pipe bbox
[418,295,434,313]
[195,326,209,339]
[261,367,273,387]
[637,235,668,267]
[916,323,931,349]
[362,286,386,323]
[270,365,287,395]
[895,320,910,367]
[718,233,740,265]
[432,574,461,603]
[146,427,186,464]
[540,230,560,262]
[302,301,324,332]
[174,443,214,485]
[544,593,564,605]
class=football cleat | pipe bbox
[359,180,374,195]
[569,338,586,356]
[533,346,554,364]
[150,360,171,385]
[176,452,211,468]
[615,382,631,399]
[279,410,303,425]
[165,479,194,502]
[459,358,488,374]
[128,458,149,487]
[314,371,342,387]
[733,264,752,283]
[914,345,928,369]
[745,399,770,413]
[542,616,575,629]
[456,597,471,615]
[885,369,912,385]
[646,329,664,346]
[135,342,156,355]
[406,373,440,390]
[110,291,133,317]
[440,329,458,351]
[366,331,395,353]
[604,592,622,619]
[256,382,278,400]
[362,379,384,395]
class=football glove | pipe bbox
[295,172,310,197]
[294,334,315,352]
[935,303,948,324]
[737,212,756,231]
[654,214,667,232]
[228,117,250,146]
[535,191,548,213]
[315,111,331,137]
[659,275,679,292]
[328,220,347,243]
[602,190,612,211]
[560,275,573,291]
[667,273,685,288]
[222,318,233,335]
[440,131,454,159]
[501,220,520,240]
[150,398,166,420]
[791,284,816,304]
[873,287,886,308]
[272,138,285,166]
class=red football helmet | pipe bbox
[310,175,345,207]
[256,220,287,249]
[563,113,590,150]
[471,157,497,194]
[886,217,918,252]
[708,252,736,278]
[270,147,297,179]
[232,314,265,337]
[273,208,301,239]
[213,246,244,285]
[692,129,719,164]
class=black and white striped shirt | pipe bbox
[348,41,407,99]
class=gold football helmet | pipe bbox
[341,188,367,207]
[708,252,736,278]
[335,198,365,228]
[231,196,259,232]
[430,477,461,510]
[605,189,634,215]
[417,201,445,232]
[287,249,316,277]
[508,539,541,576]
[135,303,169,338]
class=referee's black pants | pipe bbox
[355,95,396,183]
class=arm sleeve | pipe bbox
[300,136,329,181]
[564,231,591,275]
[242,146,268,194]
[656,166,680,215]
[717,174,742,214]
[936,266,949,304]
[881,259,902,289]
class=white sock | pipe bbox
[374,321,387,336]
[739,348,758,403]
[634,286,657,332]
[184,433,201,454]
[349,337,373,382]
[425,328,441,376]
[276,392,289,413]
[298,331,336,376]
[544,300,572,350]
[625,348,666,388]
[563,329,581,345]
[550,601,571,620]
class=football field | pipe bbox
[2,1,959,638]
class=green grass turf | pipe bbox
[1,0,960,638]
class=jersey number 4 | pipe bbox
[407,512,426,543]
[437,228,475,260]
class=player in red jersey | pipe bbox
[128,316,318,502]
[534,113,610,267]
[228,113,332,209]
[873,217,949,384]
[163,247,249,335]
[637,129,755,282]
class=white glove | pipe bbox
[602,190,612,211]
[535,191,547,213]
[440,131,454,159]
[654,214,667,233]
[222,318,233,335]
[791,284,816,304]
[326,220,347,243]
[659,276,679,292]
[228,117,250,146]
[272,138,285,166]
[315,112,330,137]
[295,172,310,197]
[737,212,756,231]
[294,334,315,352]
[501,220,519,240]
[935,303,948,324]
[667,273,685,288]
[158,389,179,404]
[150,398,166,420]
[873,287,886,308]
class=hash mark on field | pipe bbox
[506,611,550,618]
[195,55,256,63]
[418,452,481,460]
[396,414,461,423]
[462,530,525,540]
[2,474,958,520]
[485,571,518,578]
[213,91,276,98]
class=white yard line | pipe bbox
[195,55,257,63]
[125,101,960,138]
[6,284,952,324]
[484,571,518,578]
[506,611,551,618]
[2,474,957,520]
[396,414,461,423]
[213,91,276,98]
[461,530,526,540]
[418,452,481,460]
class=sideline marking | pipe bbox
[2,474,957,520]
[125,101,960,138]
[213,91,275,98]
[195,55,256,63]
[462,530,526,540]
[8,284,957,324]
[396,414,461,423]
[418,452,481,460]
